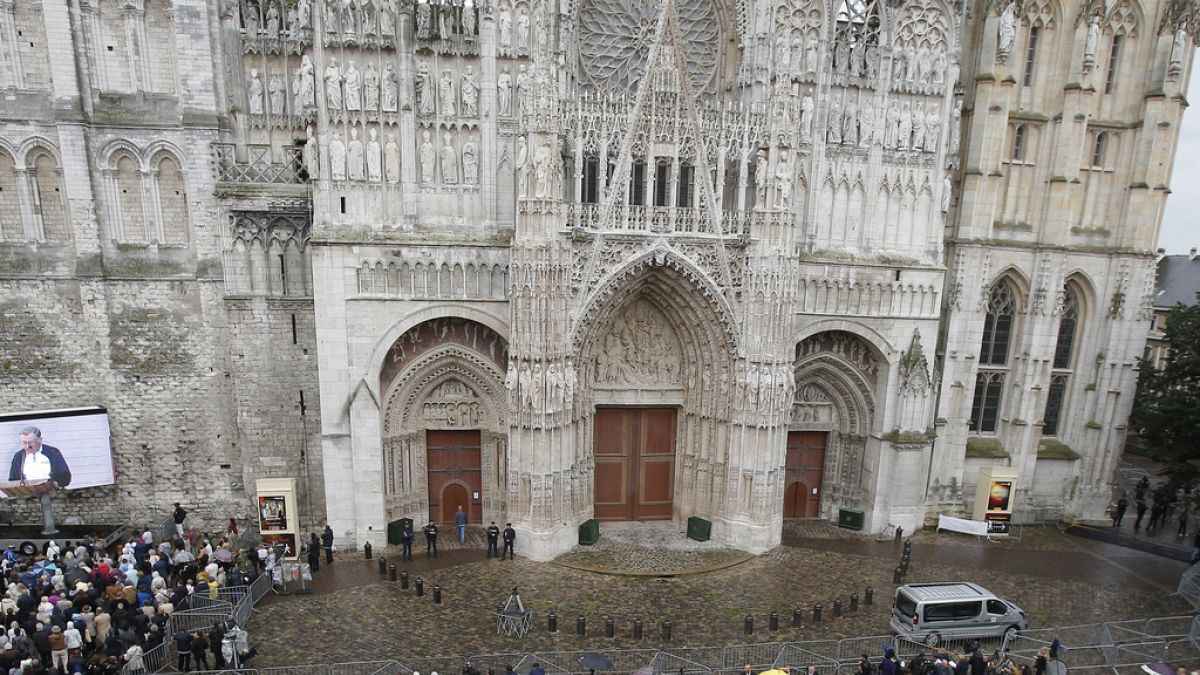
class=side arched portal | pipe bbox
[380,317,509,526]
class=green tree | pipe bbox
[1132,298,1200,488]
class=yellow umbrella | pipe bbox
[757,669,789,675]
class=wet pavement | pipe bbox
[247,522,1193,667]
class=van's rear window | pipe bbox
[896,591,917,618]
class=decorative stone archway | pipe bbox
[791,330,882,518]
[380,317,509,525]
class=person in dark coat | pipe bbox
[486,521,500,559]
[8,427,71,487]
[423,522,438,558]
[174,629,192,672]
[191,632,209,671]
[969,649,987,675]
[502,523,516,560]
[1134,497,1148,530]
[401,524,414,561]
[306,533,320,572]
[321,526,334,565]
[878,647,899,675]
[209,624,226,669]
[1113,494,1129,527]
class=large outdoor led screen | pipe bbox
[0,406,115,497]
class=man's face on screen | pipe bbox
[20,434,41,453]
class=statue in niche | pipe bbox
[245,0,260,34]
[998,1,1017,57]
[866,43,879,80]
[926,106,940,154]
[324,0,337,33]
[268,73,285,114]
[462,3,476,36]
[1170,26,1187,75]
[905,45,917,82]
[497,66,512,116]
[849,38,862,77]
[805,35,819,77]
[1083,17,1101,69]
[800,93,814,140]
[438,3,453,37]
[754,148,768,207]
[499,3,513,48]
[415,61,434,114]
[892,44,907,85]
[911,102,925,151]
[515,65,529,112]
[362,0,377,35]
[420,130,436,182]
[533,139,556,199]
[265,2,280,37]
[564,359,577,407]
[860,101,875,146]
[775,34,790,73]
[385,133,400,183]
[329,132,347,180]
[843,100,858,146]
[515,136,528,196]
[344,61,362,111]
[416,2,431,38]
[898,102,912,150]
[380,0,395,35]
[949,100,961,156]
[462,141,478,184]
[439,69,456,116]
[774,149,792,210]
[915,45,930,83]
[382,63,398,111]
[347,127,365,180]
[517,362,531,407]
[461,66,479,116]
[827,98,842,144]
[885,101,899,148]
[504,360,518,397]
[340,0,356,36]
[441,131,458,183]
[287,3,300,37]
[530,363,543,411]
[293,54,316,109]
[297,0,311,30]
[933,50,946,84]
[517,7,530,51]
[248,68,264,114]
[366,128,382,181]
[324,58,343,109]
[364,63,379,111]
[835,38,849,75]
[304,125,318,178]
[942,175,952,213]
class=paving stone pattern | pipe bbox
[248,525,1192,667]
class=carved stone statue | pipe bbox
[1170,26,1187,76]
[344,61,361,111]
[933,50,947,84]
[329,132,347,180]
[906,45,917,82]
[420,130,435,182]
[363,63,379,111]
[827,98,842,144]
[324,58,342,109]
[843,100,858,146]
[917,46,931,84]
[884,101,899,148]
[835,38,849,76]
[441,131,458,183]
[515,135,528,196]
[774,149,792,210]
[461,66,479,117]
[892,45,907,86]
[462,141,478,184]
[366,128,382,182]
[416,2,431,38]
[462,3,476,36]
[533,139,555,199]
[949,100,962,156]
[911,102,925,151]
[361,0,377,35]
[340,0,355,36]
[754,148,769,207]
[898,102,912,150]
[439,69,456,116]
[248,68,264,114]
[499,3,513,48]
[498,66,512,116]
[296,0,311,30]
[1083,16,1100,70]
[849,38,862,78]
[805,36,819,76]
[926,107,940,154]
[303,125,318,179]
[245,0,260,34]
[415,61,434,114]
[347,127,364,180]
[385,133,400,183]
[293,55,316,110]
[380,0,395,36]
[266,2,280,37]
[382,63,398,112]
[516,7,530,51]
[437,3,452,37]
[268,73,285,114]
[801,93,814,140]
[942,175,952,213]
[998,1,1017,58]
[515,65,530,112]
[860,101,875,146]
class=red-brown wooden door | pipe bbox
[426,430,482,526]
[784,431,827,519]
[594,408,676,520]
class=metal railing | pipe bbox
[178,613,1200,675]
[214,144,307,185]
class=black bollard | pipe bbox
[893,566,903,584]
[792,607,803,628]
[415,577,425,596]
[866,587,874,606]
[769,612,779,632]
[378,557,387,575]
[387,564,396,582]
[744,615,754,635]
[813,603,822,624]
[433,585,442,604]
[400,571,409,589]
[364,541,373,559]
[548,612,558,634]
[661,620,671,642]
[605,617,614,638]
[577,615,586,637]
[633,619,643,640]
[850,593,859,613]
[833,599,842,618]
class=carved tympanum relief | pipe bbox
[593,298,683,386]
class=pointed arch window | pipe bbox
[1012,125,1027,161]
[1022,26,1041,87]
[1104,35,1122,94]
[833,0,881,79]
[1091,132,1108,168]
[1044,284,1081,436]
[971,280,1020,433]
[582,156,600,204]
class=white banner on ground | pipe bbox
[937,514,989,536]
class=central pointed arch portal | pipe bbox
[573,250,738,523]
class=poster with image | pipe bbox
[0,407,115,498]
[988,480,1013,511]
[259,495,288,531]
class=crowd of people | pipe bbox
[0,512,264,675]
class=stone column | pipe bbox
[0,0,23,88]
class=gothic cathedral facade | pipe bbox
[0,0,1192,560]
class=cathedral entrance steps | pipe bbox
[551,521,752,576]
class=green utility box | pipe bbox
[387,517,414,544]
[837,508,865,531]
[687,516,712,542]
[579,519,600,545]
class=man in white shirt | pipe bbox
[7,426,71,487]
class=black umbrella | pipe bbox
[578,653,614,673]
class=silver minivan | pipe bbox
[890,582,1029,646]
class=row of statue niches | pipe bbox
[414,1,480,41]
[323,126,407,183]
[414,61,529,118]
[504,360,578,414]
[772,33,949,96]
[238,0,399,42]
[322,58,403,112]
[321,0,401,39]
[799,93,946,153]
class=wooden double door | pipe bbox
[783,431,827,519]
[426,430,483,526]
[593,407,677,520]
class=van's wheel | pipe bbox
[925,632,942,646]
[1003,625,1018,644]
[19,541,37,556]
